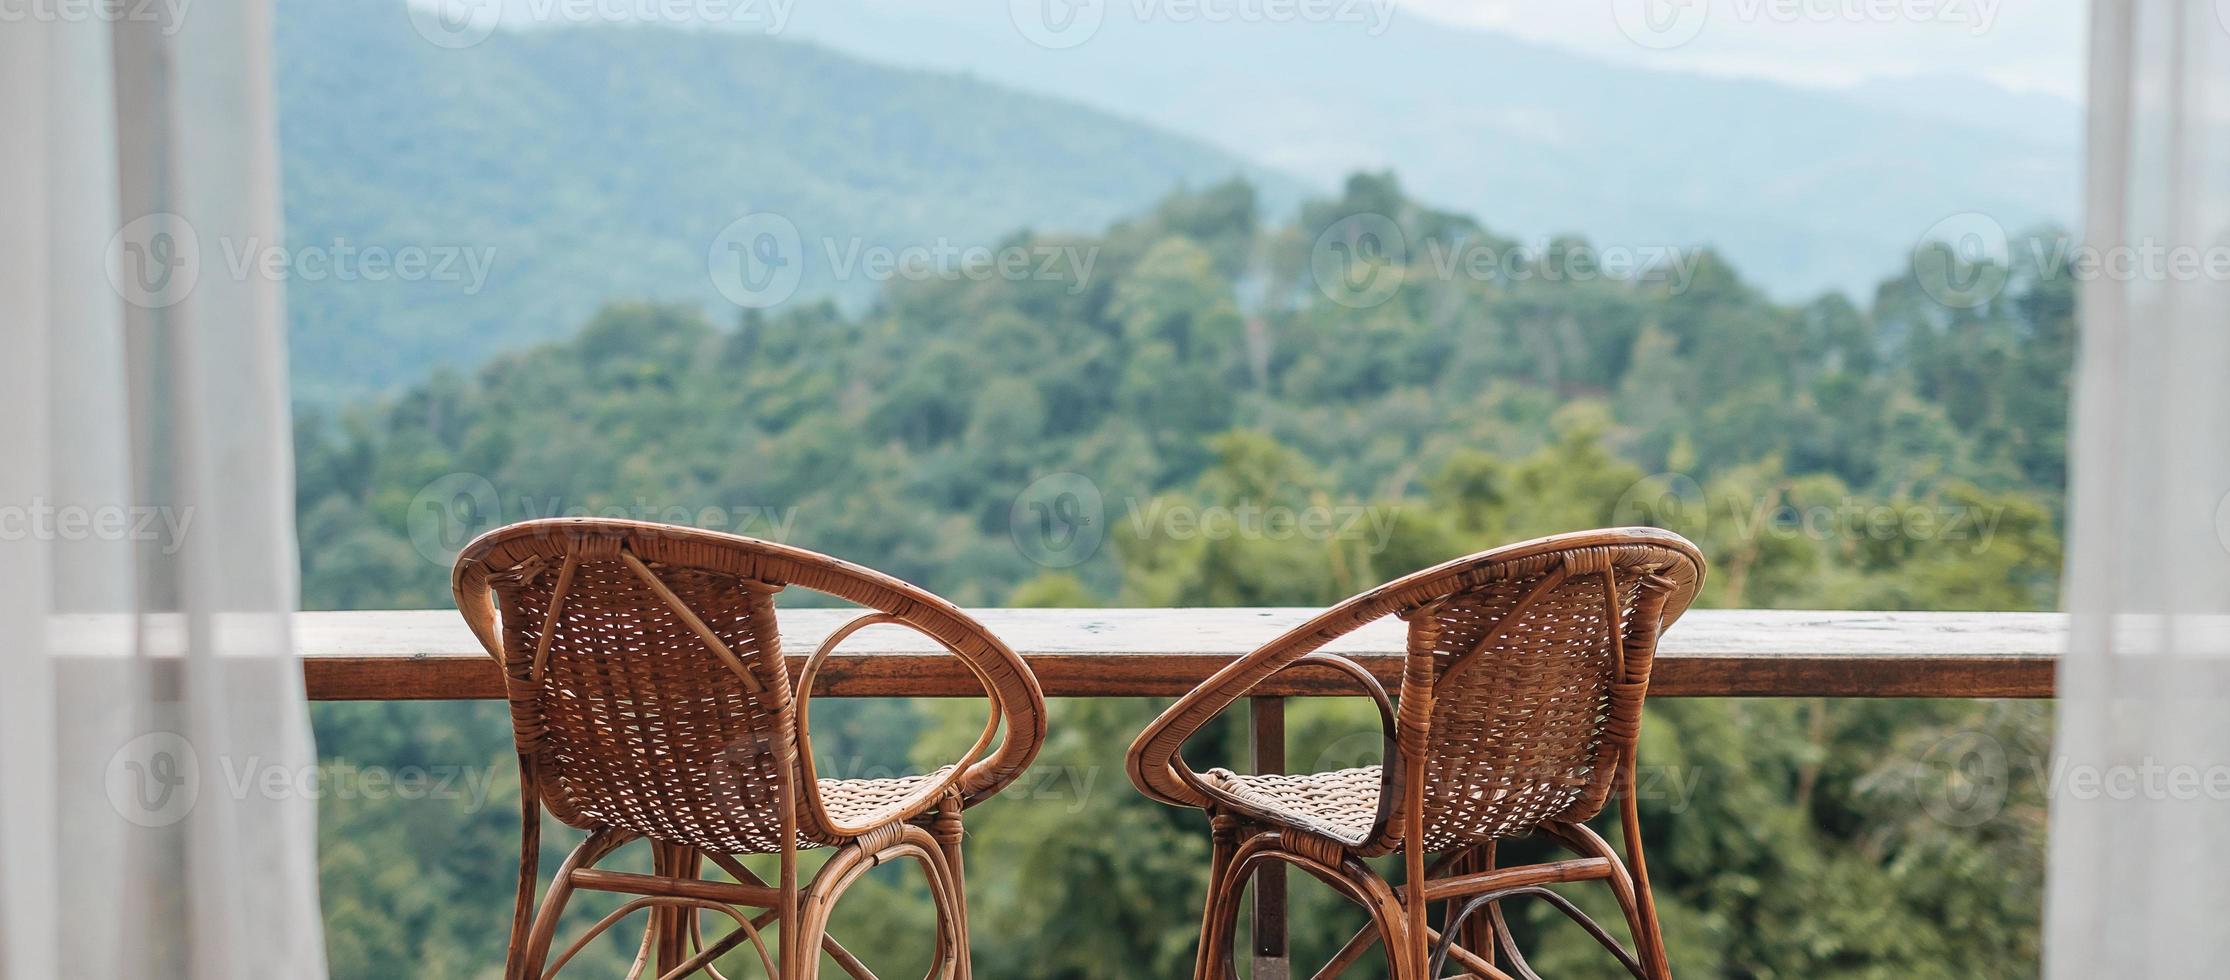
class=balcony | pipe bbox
[299,606,2058,975]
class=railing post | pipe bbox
[1250,696,1290,979]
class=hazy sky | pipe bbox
[1407,0,2088,100]
[427,0,2092,102]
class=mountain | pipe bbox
[274,0,1304,403]
[297,173,2073,612]
[301,177,2064,975]
[1845,73,2082,143]
[774,1,2078,303]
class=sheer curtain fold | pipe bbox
[2049,2,2230,976]
[0,2,328,978]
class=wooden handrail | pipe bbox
[289,604,2062,979]
[294,607,2061,700]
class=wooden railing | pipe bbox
[300,607,2058,700]
[300,606,2059,976]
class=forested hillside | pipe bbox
[298,174,2069,976]
[274,0,1295,403]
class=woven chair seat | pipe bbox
[813,766,958,838]
[1203,766,1383,846]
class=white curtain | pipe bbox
[2048,1,2230,975]
[0,1,328,977]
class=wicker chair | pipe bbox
[1127,528,1705,979]
[452,519,1046,980]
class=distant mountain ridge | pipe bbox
[775,1,2079,302]
[276,0,1303,403]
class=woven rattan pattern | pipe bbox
[1200,766,1382,845]
[457,519,1048,853]
[1128,528,1704,978]
[1191,570,1654,851]
[500,556,799,852]
[1127,529,1702,853]
[1406,566,1643,848]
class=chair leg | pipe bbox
[1202,853,1248,980]
[931,796,972,980]
[1342,858,1418,980]
[1215,832,1417,980]
[1617,791,1671,980]
[507,760,543,980]
[649,842,700,976]
[1196,815,1240,980]
[792,825,963,980]
[510,827,630,980]
[704,852,870,979]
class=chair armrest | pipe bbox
[1275,653,1396,747]
[451,557,505,666]
[1126,645,1398,813]
[795,612,1007,834]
